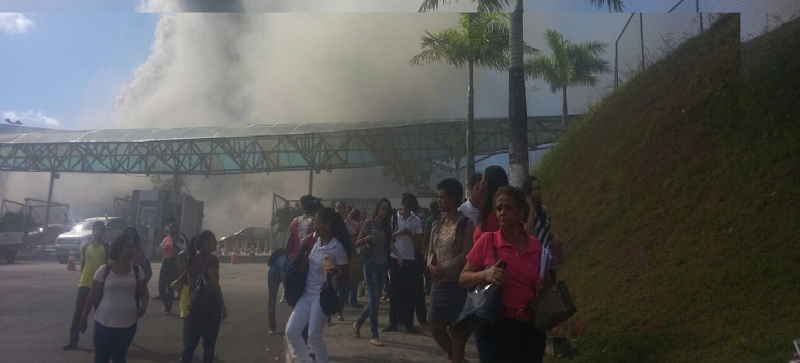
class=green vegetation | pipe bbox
[417,0,624,187]
[525,29,611,129]
[411,12,525,180]
[534,14,800,363]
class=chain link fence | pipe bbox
[614,0,800,89]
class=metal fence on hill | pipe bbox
[613,0,800,89]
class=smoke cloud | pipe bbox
[2,2,635,238]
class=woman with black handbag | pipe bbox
[285,207,350,363]
[460,186,549,363]
[180,231,227,363]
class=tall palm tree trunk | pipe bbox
[467,60,476,183]
[508,0,529,187]
[562,86,568,129]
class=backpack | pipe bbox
[189,257,220,317]
[98,264,141,309]
[80,242,109,273]
[284,233,317,307]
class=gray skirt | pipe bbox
[428,281,468,325]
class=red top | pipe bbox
[466,230,542,314]
[285,216,316,259]
[473,211,500,243]
[161,236,177,259]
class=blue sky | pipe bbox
[0,12,158,128]
[0,0,796,129]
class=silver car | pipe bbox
[55,217,129,264]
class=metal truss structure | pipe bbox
[0,116,577,175]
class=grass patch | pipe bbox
[535,14,800,363]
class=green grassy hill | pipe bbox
[534,14,800,363]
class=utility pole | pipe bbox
[42,172,60,240]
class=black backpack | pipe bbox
[189,258,219,317]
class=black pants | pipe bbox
[388,258,416,327]
[158,258,178,313]
[180,315,220,363]
[480,317,546,363]
[69,286,91,345]
[413,250,428,324]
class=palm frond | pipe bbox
[410,29,469,67]
[588,0,625,12]
[525,56,562,93]
[476,0,511,13]
[419,0,447,13]
[523,44,539,55]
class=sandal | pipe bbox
[352,323,360,338]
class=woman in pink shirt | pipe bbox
[460,186,548,363]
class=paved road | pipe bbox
[0,260,289,363]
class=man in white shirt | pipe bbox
[383,193,424,334]
[458,173,483,225]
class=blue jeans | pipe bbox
[268,254,289,331]
[93,321,137,363]
[356,260,386,339]
[349,281,359,306]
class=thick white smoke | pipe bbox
[112,4,481,236]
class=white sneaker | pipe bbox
[268,329,276,335]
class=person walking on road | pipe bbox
[345,209,364,309]
[460,186,549,363]
[78,233,149,363]
[384,194,425,334]
[157,223,185,315]
[63,220,108,351]
[180,230,228,363]
[427,178,474,363]
[268,195,321,334]
[471,165,508,362]
[285,207,350,363]
[353,198,400,346]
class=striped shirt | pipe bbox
[532,204,552,249]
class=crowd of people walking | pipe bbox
[276,165,560,363]
[61,164,560,363]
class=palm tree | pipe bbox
[525,29,611,129]
[410,13,530,182]
[419,0,624,187]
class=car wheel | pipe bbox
[57,254,68,264]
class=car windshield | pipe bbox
[74,221,96,232]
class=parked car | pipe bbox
[55,217,129,264]
[218,227,270,253]
[27,224,72,250]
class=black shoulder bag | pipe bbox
[284,238,315,307]
[319,273,340,316]
[454,233,505,332]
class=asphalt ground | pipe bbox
[0,259,288,363]
[1,256,480,363]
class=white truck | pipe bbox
[55,217,129,264]
[0,230,26,263]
